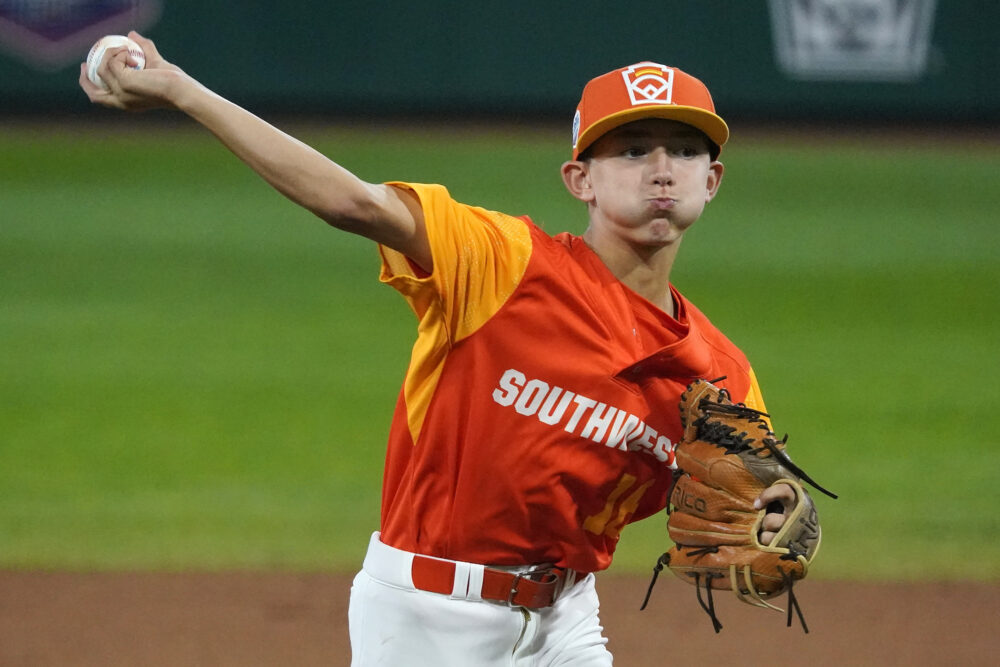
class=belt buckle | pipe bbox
[505,572,524,607]
[551,568,568,600]
[506,567,565,608]
[547,567,573,602]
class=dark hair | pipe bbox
[578,134,721,162]
[708,141,721,162]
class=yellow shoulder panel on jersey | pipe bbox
[743,367,770,426]
[378,182,533,444]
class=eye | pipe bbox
[623,146,647,158]
[675,145,700,158]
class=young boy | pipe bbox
[81,37,794,666]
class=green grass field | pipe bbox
[2,120,998,580]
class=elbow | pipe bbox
[308,182,427,269]
[313,182,385,234]
[318,208,367,234]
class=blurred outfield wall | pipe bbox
[0,0,996,123]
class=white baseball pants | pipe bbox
[349,532,613,666]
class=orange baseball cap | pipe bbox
[571,61,729,159]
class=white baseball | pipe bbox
[86,35,146,90]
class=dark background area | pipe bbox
[1,1,997,126]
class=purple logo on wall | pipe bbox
[0,1,161,70]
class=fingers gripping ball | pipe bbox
[642,378,836,632]
[86,35,145,89]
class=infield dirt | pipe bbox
[1,572,996,666]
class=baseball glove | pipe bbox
[640,378,836,632]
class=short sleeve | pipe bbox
[378,182,533,343]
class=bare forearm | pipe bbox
[173,79,375,230]
[80,31,430,267]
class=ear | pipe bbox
[560,160,595,203]
[704,160,724,203]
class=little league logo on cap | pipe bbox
[621,62,675,106]
[571,61,729,160]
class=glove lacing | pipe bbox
[641,547,812,633]
[780,566,809,633]
[694,398,838,500]
[694,571,725,633]
[639,547,726,633]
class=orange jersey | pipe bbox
[377,183,766,574]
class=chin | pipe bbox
[640,220,685,245]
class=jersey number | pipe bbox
[583,474,653,539]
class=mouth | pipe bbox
[648,197,677,211]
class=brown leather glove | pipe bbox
[642,378,836,632]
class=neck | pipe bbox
[583,228,680,317]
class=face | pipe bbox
[563,118,723,249]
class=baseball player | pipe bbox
[81,35,797,666]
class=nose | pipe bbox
[649,147,674,186]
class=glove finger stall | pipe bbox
[674,439,768,498]
[669,474,756,521]
[667,509,756,547]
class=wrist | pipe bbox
[169,72,209,114]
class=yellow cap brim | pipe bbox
[574,105,730,159]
